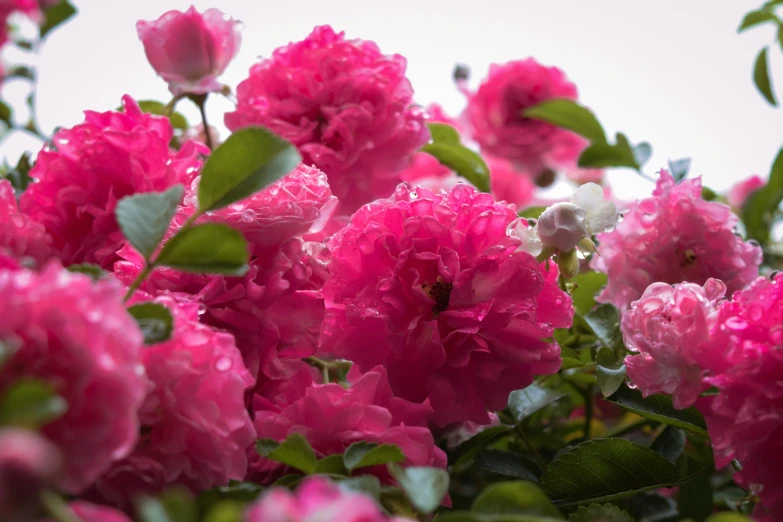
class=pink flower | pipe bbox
[39,501,133,522]
[462,58,586,179]
[728,174,764,210]
[565,167,604,185]
[92,294,255,506]
[19,96,206,268]
[592,170,762,312]
[250,365,445,484]
[487,156,535,208]
[0,428,60,522]
[0,263,145,494]
[319,183,574,426]
[246,477,414,522]
[621,278,726,409]
[0,179,52,265]
[225,25,429,214]
[136,6,241,95]
[699,275,783,521]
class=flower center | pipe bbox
[680,249,697,268]
[422,279,453,314]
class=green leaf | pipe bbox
[582,304,622,350]
[343,442,405,472]
[6,66,35,81]
[156,223,249,275]
[738,9,777,32]
[452,426,512,473]
[705,514,754,522]
[650,426,685,464]
[255,434,317,475]
[127,303,174,345]
[679,458,713,522]
[0,101,12,127]
[475,450,539,481]
[40,1,77,38]
[627,493,677,522]
[605,386,709,439]
[339,475,382,499]
[472,481,562,518]
[669,157,692,183]
[198,126,301,212]
[202,502,244,522]
[754,47,777,106]
[156,488,197,522]
[577,143,637,170]
[596,347,626,398]
[115,185,184,259]
[524,99,606,144]
[518,206,547,220]
[569,272,607,316]
[437,513,564,522]
[421,125,491,193]
[66,263,107,280]
[743,147,783,244]
[631,142,652,168]
[539,438,679,506]
[567,503,632,522]
[314,454,347,475]
[508,385,567,422]
[0,378,67,429]
[136,100,190,131]
[388,464,449,514]
[196,481,262,511]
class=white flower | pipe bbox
[571,182,619,236]
[536,202,588,252]
[507,218,543,257]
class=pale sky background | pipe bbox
[1,0,780,200]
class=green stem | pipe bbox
[197,98,214,151]
[303,356,331,383]
[581,385,594,441]
[123,263,152,302]
[163,93,186,117]
[514,424,547,471]
[40,490,83,522]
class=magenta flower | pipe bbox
[250,365,445,484]
[0,179,52,265]
[19,96,206,268]
[225,25,429,213]
[592,170,762,312]
[136,6,241,95]
[728,174,764,211]
[621,279,726,409]
[0,263,145,494]
[246,477,414,522]
[39,501,132,522]
[0,428,60,522]
[92,294,255,506]
[699,275,783,521]
[462,58,587,179]
[319,183,573,426]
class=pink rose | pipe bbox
[463,58,587,180]
[91,294,255,507]
[727,174,764,210]
[621,279,726,409]
[246,477,414,522]
[0,179,52,266]
[19,96,206,268]
[250,365,445,485]
[0,263,146,494]
[592,170,762,312]
[136,6,241,95]
[319,183,573,426]
[39,501,132,522]
[0,428,60,522]
[225,25,429,214]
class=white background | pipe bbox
[1,0,780,199]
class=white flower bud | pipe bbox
[507,218,543,257]
[571,182,619,236]
[536,202,588,252]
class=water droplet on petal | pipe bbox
[215,357,232,372]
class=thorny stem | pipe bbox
[514,423,547,471]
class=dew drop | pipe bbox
[215,357,232,372]
[724,317,748,331]
[241,209,256,222]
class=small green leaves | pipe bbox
[156,224,250,276]
[508,385,567,422]
[669,157,692,183]
[524,99,606,143]
[596,347,626,398]
[116,185,184,260]
[743,147,783,244]
[568,503,633,522]
[388,464,450,514]
[518,206,547,220]
[255,434,317,475]
[474,450,539,481]
[198,127,301,212]
[650,426,686,464]
[577,135,639,170]
[631,142,652,168]
[66,263,107,280]
[472,481,562,518]
[0,378,67,429]
[739,9,778,32]
[606,385,709,439]
[421,123,491,192]
[128,302,174,345]
[343,442,405,473]
[540,438,679,506]
[569,272,607,316]
[754,47,777,106]
[40,1,77,39]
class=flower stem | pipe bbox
[190,93,214,151]
[123,263,152,302]
[514,423,547,471]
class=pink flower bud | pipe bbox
[536,202,588,252]
[136,6,241,95]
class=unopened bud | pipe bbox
[537,203,588,252]
[557,248,580,279]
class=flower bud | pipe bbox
[571,182,619,236]
[507,218,543,257]
[536,202,588,252]
[136,7,242,95]
[557,248,580,279]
